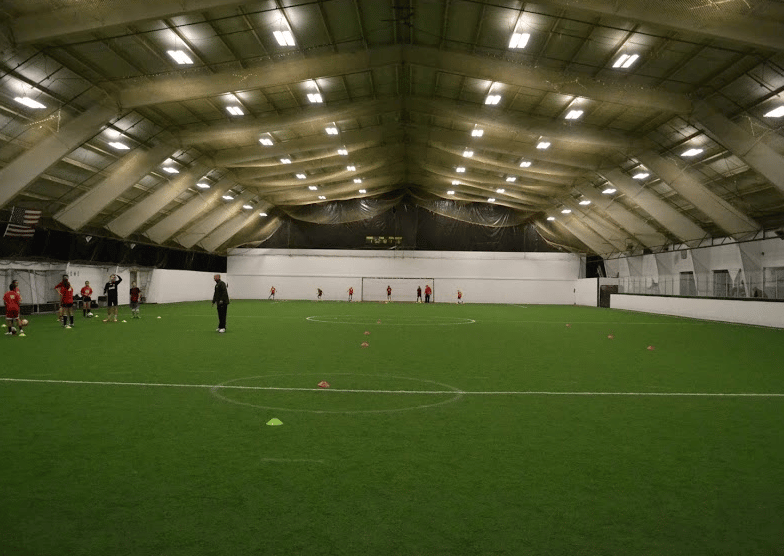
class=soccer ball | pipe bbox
[21,319,28,326]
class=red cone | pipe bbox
[607,334,614,339]
[647,345,655,351]
[364,331,370,335]
[376,320,381,324]
[361,342,369,348]
[565,323,571,328]
[318,381,330,388]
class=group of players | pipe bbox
[4,273,143,336]
[267,284,463,303]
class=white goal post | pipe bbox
[361,277,435,302]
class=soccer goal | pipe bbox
[361,277,435,302]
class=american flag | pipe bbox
[4,207,42,238]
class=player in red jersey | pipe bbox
[348,287,354,301]
[386,285,392,301]
[130,282,142,318]
[54,274,68,322]
[424,284,432,303]
[268,286,276,300]
[4,281,24,336]
[56,277,75,328]
[317,288,323,301]
[457,290,463,304]
[416,286,422,303]
[80,281,94,317]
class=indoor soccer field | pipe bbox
[2,300,783,555]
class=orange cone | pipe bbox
[361,342,369,348]
[565,323,571,328]
[376,320,381,324]
[607,334,614,339]
[318,381,330,388]
[647,345,655,351]
[364,331,370,335]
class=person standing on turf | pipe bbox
[317,288,323,301]
[387,285,392,301]
[130,282,142,319]
[213,274,229,333]
[57,277,75,328]
[268,286,276,300]
[424,284,432,303]
[457,290,463,304]
[54,274,68,323]
[416,286,422,303]
[80,281,94,317]
[103,274,122,322]
[348,286,353,302]
[4,281,24,336]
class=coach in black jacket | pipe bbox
[212,274,230,333]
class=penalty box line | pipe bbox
[1,378,784,398]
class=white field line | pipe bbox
[1,377,783,397]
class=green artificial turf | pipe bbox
[2,301,784,555]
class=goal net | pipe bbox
[361,277,435,302]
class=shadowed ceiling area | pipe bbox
[1,0,784,255]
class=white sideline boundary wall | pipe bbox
[611,294,784,328]
[227,248,584,304]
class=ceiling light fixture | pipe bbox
[488,198,496,203]
[259,212,268,217]
[222,194,234,200]
[496,188,505,193]
[307,93,323,103]
[167,50,193,65]
[196,183,210,189]
[447,190,455,195]
[296,173,307,179]
[471,129,484,137]
[273,30,295,46]
[337,148,348,156]
[613,53,639,69]
[242,204,253,210]
[536,141,550,149]
[633,172,650,180]
[547,216,555,221]
[347,165,356,171]
[456,167,466,173]
[14,96,46,109]
[259,138,274,146]
[353,178,362,183]
[602,187,617,194]
[358,189,366,194]
[108,142,130,150]
[561,208,571,214]
[463,150,474,157]
[565,110,583,120]
[681,148,704,157]
[226,106,244,116]
[325,126,339,135]
[506,177,516,182]
[509,32,531,49]
[485,94,502,105]
[519,161,532,167]
[318,195,326,200]
[308,185,318,191]
[162,167,180,174]
[280,158,292,164]
[764,106,784,118]
[579,200,591,206]
[452,180,460,185]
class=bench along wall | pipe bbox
[227,249,584,304]
[611,294,784,328]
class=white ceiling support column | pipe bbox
[692,102,784,196]
[55,142,174,230]
[12,0,250,43]
[0,103,117,210]
[175,191,255,249]
[106,165,208,238]
[544,210,615,255]
[575,185,667,248]
[402,45,691,114]
[199,202,272,252]
[215,127,390,167]
[144,178,235,244]
[636,151,758,238]
[178,98,401,146]
[534,0,784,51]
[120,47,402,108]
[410,97,638,152]
[600,168,707,243]
[560,199,637,251]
